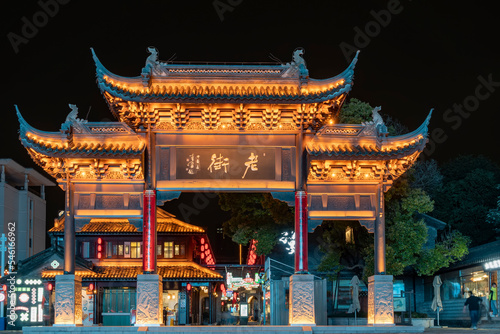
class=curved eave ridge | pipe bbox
[91,48,142,85]
[307,50,359,91]
[307,137,426,159]
[22,135,145,158]
[380,109,433,147]
[307,109,432,159]
[97,77,353,104]
[17,106,145,158]
[17,105,66,146]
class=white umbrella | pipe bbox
[431,275,443,326]
[348,275,361,314]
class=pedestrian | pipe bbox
[489,283,498,318]
[464,291,482,330]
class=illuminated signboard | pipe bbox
[176,147,275,180]
[484,259,500,270]
[8,280,47,330]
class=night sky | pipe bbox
[3,1,499,256]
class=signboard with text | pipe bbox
[176,147,275,180]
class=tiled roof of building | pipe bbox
[41,263,222,281]
[48,207,205,234]
[92,48,358,105]
[17,106,146,159]
[306,111,432,159]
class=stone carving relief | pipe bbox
[136,276,163,325]
[289,278,315,324]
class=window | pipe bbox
[82,242,90,258]
[106,241,113,258]
[345,226,354,244]
[131,242,142,259]
[124,242,131,258]
[164,242,173,258]
[118,244,124,256]
[157,245,162,256]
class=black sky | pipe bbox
[2,1,500,245]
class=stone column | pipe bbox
[53,274,82,326]
[135,274,163,326]
[374,185,386,275]
[289,191,315,325]
[142,189,157,273]
[64,177,75,274]
[289,274,315,325]
[368,185,394,325]
[367,275,394,325]
[135,189,163,325]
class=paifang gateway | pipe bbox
[16,47,432,326]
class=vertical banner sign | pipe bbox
[143,190,157,273]
[294,191,308,273]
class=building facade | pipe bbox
[15,47,432,326]
[0,159,55,264]
[1,207,223,328]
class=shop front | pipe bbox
[416,240,500,325]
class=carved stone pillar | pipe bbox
[367,275,394,325]
[289,274,315,325]
[53,274,82,326]
[135,274,163,326]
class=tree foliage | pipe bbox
[218,193,293,255]
[316,220,372,280]
[317,100,471,280]
[337,98,373,124]
[486,185,500,234]
[432,155,500,245]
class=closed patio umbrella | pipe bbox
[348,275,361,314]
[431,275,443,326]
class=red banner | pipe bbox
[143,190,157,273]
[294,191,308,273]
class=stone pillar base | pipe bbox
[289,274,315,326]
[54,274,82,326]
[135,274,163,326]
[368,275,394,325]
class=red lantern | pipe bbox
[186,283,192,292]
[88,283,94,291]
[47,283,53,291]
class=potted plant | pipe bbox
[411,312,434,328]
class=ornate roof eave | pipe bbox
[93,48,357,105]
[306,109,432,160]
[17,105,147,159]
[98,80,354,105]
